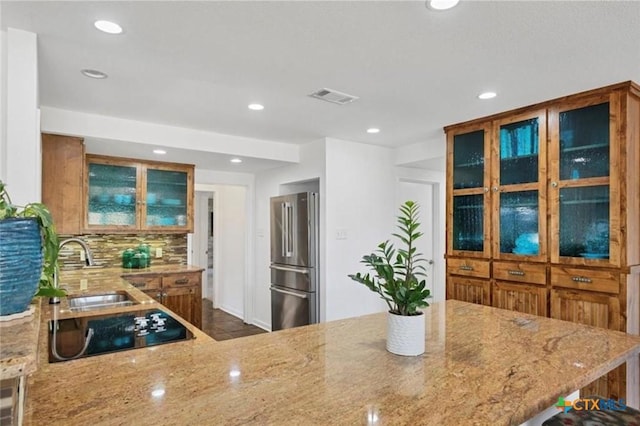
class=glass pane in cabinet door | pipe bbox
[559,186,609,259]
[559,102,609,180]
[499,118,539,185]
[499,191,539,255]
[452,195,483,252]
[453,130,484,189]
[87,163,137,226]
[146,169,188,227]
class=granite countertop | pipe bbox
[0,264,206,382]
[0,301,41,380]
[23,295,640,425]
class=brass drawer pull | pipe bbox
[174,278,190,285]
[508,270,525,276]
[459,265,474,271]
[571,276,592,283]
[131,282,146,288]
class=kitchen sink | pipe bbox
[68,291,137,312]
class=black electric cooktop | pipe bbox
[48,308,194,363]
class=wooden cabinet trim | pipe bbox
[444,81,636,131]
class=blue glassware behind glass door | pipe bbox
[452,130,484,252]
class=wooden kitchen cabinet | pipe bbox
[41,133,85,234]
[123,271,202,329]
[446,276,491,306]
[551,288,624,398]
[445,81,640,400]
[85,155,194,233]
[492,281,547,316]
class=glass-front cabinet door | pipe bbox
[143,166,191,230]
[85,155,194,232]
[491,111,547,262]
[447,123,490,258]
[86,159,139,231]
[549,95,618,266]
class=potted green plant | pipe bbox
[348,200,432,356]
[0,180,64,317]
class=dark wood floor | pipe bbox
[201,298,267,341]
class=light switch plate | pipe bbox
[80,279,88,290]
[80,250,86,262]
[156,247,163,258]
[336,229,348,240]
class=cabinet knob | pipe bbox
[156,293,162,298]
[492,187,499,192]
[551,181,558,188]
[484,187,489,193]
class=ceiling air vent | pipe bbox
[308,88,359,105]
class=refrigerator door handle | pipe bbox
[281,202,287,258]
[269,265,309,274]
[270,286,308,299]
[284,201,293,257]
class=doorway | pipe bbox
[396,179,444,302]
[194,186,247,320]
[195,192,214,300]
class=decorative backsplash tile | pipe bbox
[57,234,188,270]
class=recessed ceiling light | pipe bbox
[81,69,108,79]
[94,20,123,34]
[248,104,264,111]
[478,91,497,100]
[367,128,380,134]
[230,158,242,163]
[427,0,460,11]
[153,149,166,155]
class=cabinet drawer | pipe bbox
[447,258,490,279]
[163,273,200,287]
[493,261,546,285]
[550,267,620,294]
[124,275,161,290]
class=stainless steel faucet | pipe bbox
[50,238,96,304]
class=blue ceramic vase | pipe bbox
[0,218,43,316]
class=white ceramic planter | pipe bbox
[386,311,425,356]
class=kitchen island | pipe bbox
[22,272,640,425]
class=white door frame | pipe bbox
[396,177,445,303]
[193,183,254,323]
[194,191,215,302]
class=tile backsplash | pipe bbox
[57,234,188,270]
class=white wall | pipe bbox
[209,184,247,318]
[323,137,397,321]
[253,137,447,328]
[5,28,40,204]
[194,171,255,322]
[253,138,326,330]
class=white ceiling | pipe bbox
[2,1,639,172]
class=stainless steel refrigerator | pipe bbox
[270,192,319,331]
